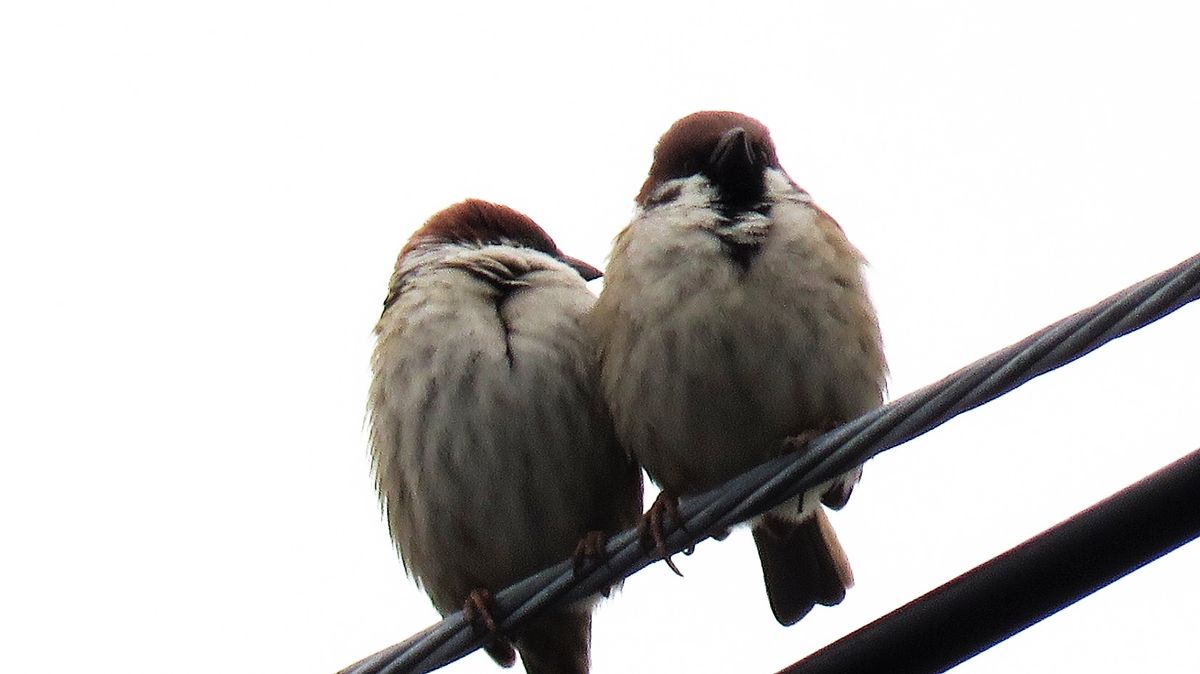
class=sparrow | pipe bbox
[368,199,643,673]
[589,111,886,625]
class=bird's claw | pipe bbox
[637,492,688,576]
[572,530,609,576]
[463,587,499,634]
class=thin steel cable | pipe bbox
[339,251,1200,674]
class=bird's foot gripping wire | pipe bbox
[462,588,516,667]
[572,530,618,597]
[463,587,500,634]
[637,491,688,576]
[781,418,839,455]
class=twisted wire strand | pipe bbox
[340,251,1200,674]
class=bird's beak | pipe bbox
[709,127,757,173]
[562,255,603,281]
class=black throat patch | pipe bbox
[713,204,771,274]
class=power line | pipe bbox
[777,446,1200,673]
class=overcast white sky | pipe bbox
[3,2,1199,673]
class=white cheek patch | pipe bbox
[765,168,812,203]
[643,175,720,214]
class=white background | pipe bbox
[3,2,1199,673]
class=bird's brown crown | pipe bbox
[403,199,562,258]
[637,111,781,205]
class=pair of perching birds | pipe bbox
[367,111,887,673]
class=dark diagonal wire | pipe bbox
[339,251,1200,674]
[776,446,1200,674]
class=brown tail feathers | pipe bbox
[752,509,853,626]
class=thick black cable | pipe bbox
[339,252,1200,674]
[777,446,1200,674]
